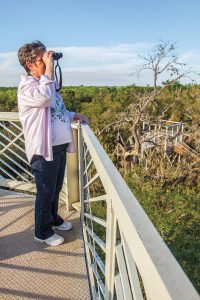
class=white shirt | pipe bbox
[51,93,75,146]
[17,75,76,163]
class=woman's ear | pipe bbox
[26,62,32,72]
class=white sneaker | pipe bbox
[53,221,72,231]
[34,233,64,246]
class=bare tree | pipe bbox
[99,41,192,165]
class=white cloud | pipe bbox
[0,43,200,86]
[0,52,19,71]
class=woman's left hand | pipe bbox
[74,113,90,124]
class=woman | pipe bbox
[17,41,89,246]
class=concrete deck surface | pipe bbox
[0,189,90,300]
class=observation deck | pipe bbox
[0,188,90,300]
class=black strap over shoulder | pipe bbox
[55,60,62,91]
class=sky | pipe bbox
[1,0,200,86]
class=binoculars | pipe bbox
[53,52,63,60]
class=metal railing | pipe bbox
[78,124,199,300]
[0,112,35,192]
[142,121,184,148]
[0,112,199,300]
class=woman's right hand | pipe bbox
[43,51,54,80]
[43,51,54,66]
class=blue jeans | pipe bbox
[31,143,68,239]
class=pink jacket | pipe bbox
[17,75,76,163]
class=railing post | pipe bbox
[105,198,117,300]
[180,123,184,142]
[78,124,97,299]
[59,125,80,211]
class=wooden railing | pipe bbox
[0,112,199,300]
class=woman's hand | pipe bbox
[74,113,90,124]
[43,51,54,80]
[42,51,54,65]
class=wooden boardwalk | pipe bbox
[0,189,90,300]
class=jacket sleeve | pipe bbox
[18,75,56,108]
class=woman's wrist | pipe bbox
[45,64,54,80]
[74,113,79,121]
[74,113,90,124]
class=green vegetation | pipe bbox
[126,168,200,292]
[0,84,199,292]
[0,87,17,111]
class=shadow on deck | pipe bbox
[0,189,90,300]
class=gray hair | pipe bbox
[18,40,46,73]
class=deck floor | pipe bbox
[0,189,90,300]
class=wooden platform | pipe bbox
[0,189,90,300]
